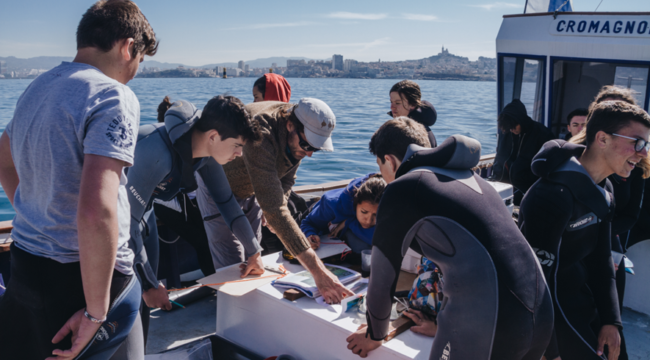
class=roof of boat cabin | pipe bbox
[503,12,650,18]
[497,12,650,62]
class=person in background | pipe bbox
[0,1,157,358]
[491,99,555,205]
[198,98,354,304]
[115,96,265,356]
[566,108,589,140]
[253,73,291,103]
[389,80,438,147]
[569,86,648,360]
[347,118,552,359]
[519,101,650,360]
[300,173,386,253]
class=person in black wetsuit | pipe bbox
[388,79,438,147]
[346,118,553,360]
[519,101,650,360]
[567,87,649,360]
[491,99,554,205]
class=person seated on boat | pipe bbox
[568,86,648,360]
[253,73,291,103]
[0,1,158,359]
[299,173,387,253]
[115,96,265,355]
[519,101,650,360]
[389,79,438,147]
[346,118,553,360]
[565,107,588,140]
[197,98,354,304]
[490,99,554,205]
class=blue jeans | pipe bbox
[344,229,372,254]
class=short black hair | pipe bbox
[77,0,158,56]
[497,112,519,132]
[254,76,266,98]
[197,96,261,143]
[369,117,430,163]
[567,108,589,122]
[586,101,650,148]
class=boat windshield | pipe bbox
[550,59,649,137]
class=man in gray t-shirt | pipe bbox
[0,1,158,359]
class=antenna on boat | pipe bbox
[595,0,604,11]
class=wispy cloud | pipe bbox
[402,14,438,21]
[225,21,316,31]
[469,2,520,10]
[327,12,387,20]
[308,37,391,51]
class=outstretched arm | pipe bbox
[197,158,264,277]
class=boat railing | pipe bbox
[293,153,497,196]
[0,154,498,247]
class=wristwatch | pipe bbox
[84,309,106,324]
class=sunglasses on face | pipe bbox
[296,131,320,152]
[610,133,650,153]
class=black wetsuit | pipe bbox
[366,135,553,360]
[519,140,621,360]
[491,100,554,204]
[609,166,644,360]
[389,100,438,147]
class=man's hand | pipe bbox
[296,248,353,304]
[330,220,346,238]
[46,308,101,360]
[597,324,620,360]
[143,283,172,310]
[346,327,382,358]
[240,252,265,278]
[402,309,438,337]
[262,215,276,234]
[307,234,320,250]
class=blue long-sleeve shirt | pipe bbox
[300,174,376,245]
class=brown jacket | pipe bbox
[223,101,310,256]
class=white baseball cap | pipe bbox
[294,98,336,152]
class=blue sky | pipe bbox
[1,0,648,66]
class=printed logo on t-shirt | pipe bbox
[105,116,134,149]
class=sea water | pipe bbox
[0,77,499,221]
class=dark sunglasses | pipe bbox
[296,131,320,152]
[610,133,650,153]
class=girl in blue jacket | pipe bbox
[300,174,386,253]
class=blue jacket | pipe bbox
[300,174,376,245]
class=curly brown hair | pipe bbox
[77,0,158,56]
[390,80,422,109]
[569,86,650,178]
[353,174,387,208]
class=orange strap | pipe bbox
[167,265,288,293]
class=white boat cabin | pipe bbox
[496,12,650,137]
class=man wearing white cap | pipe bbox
[196,98,353,303]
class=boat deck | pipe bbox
[146,289,650,359]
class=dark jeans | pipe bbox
[0,243,141,360]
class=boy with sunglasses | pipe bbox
[197,98,353,304]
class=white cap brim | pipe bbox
[304,128,334,152]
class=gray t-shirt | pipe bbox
[5,62,138,274]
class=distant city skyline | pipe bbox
[1,0,648,65]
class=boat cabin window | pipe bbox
[500,56,546,123]
[551,59,649,138]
